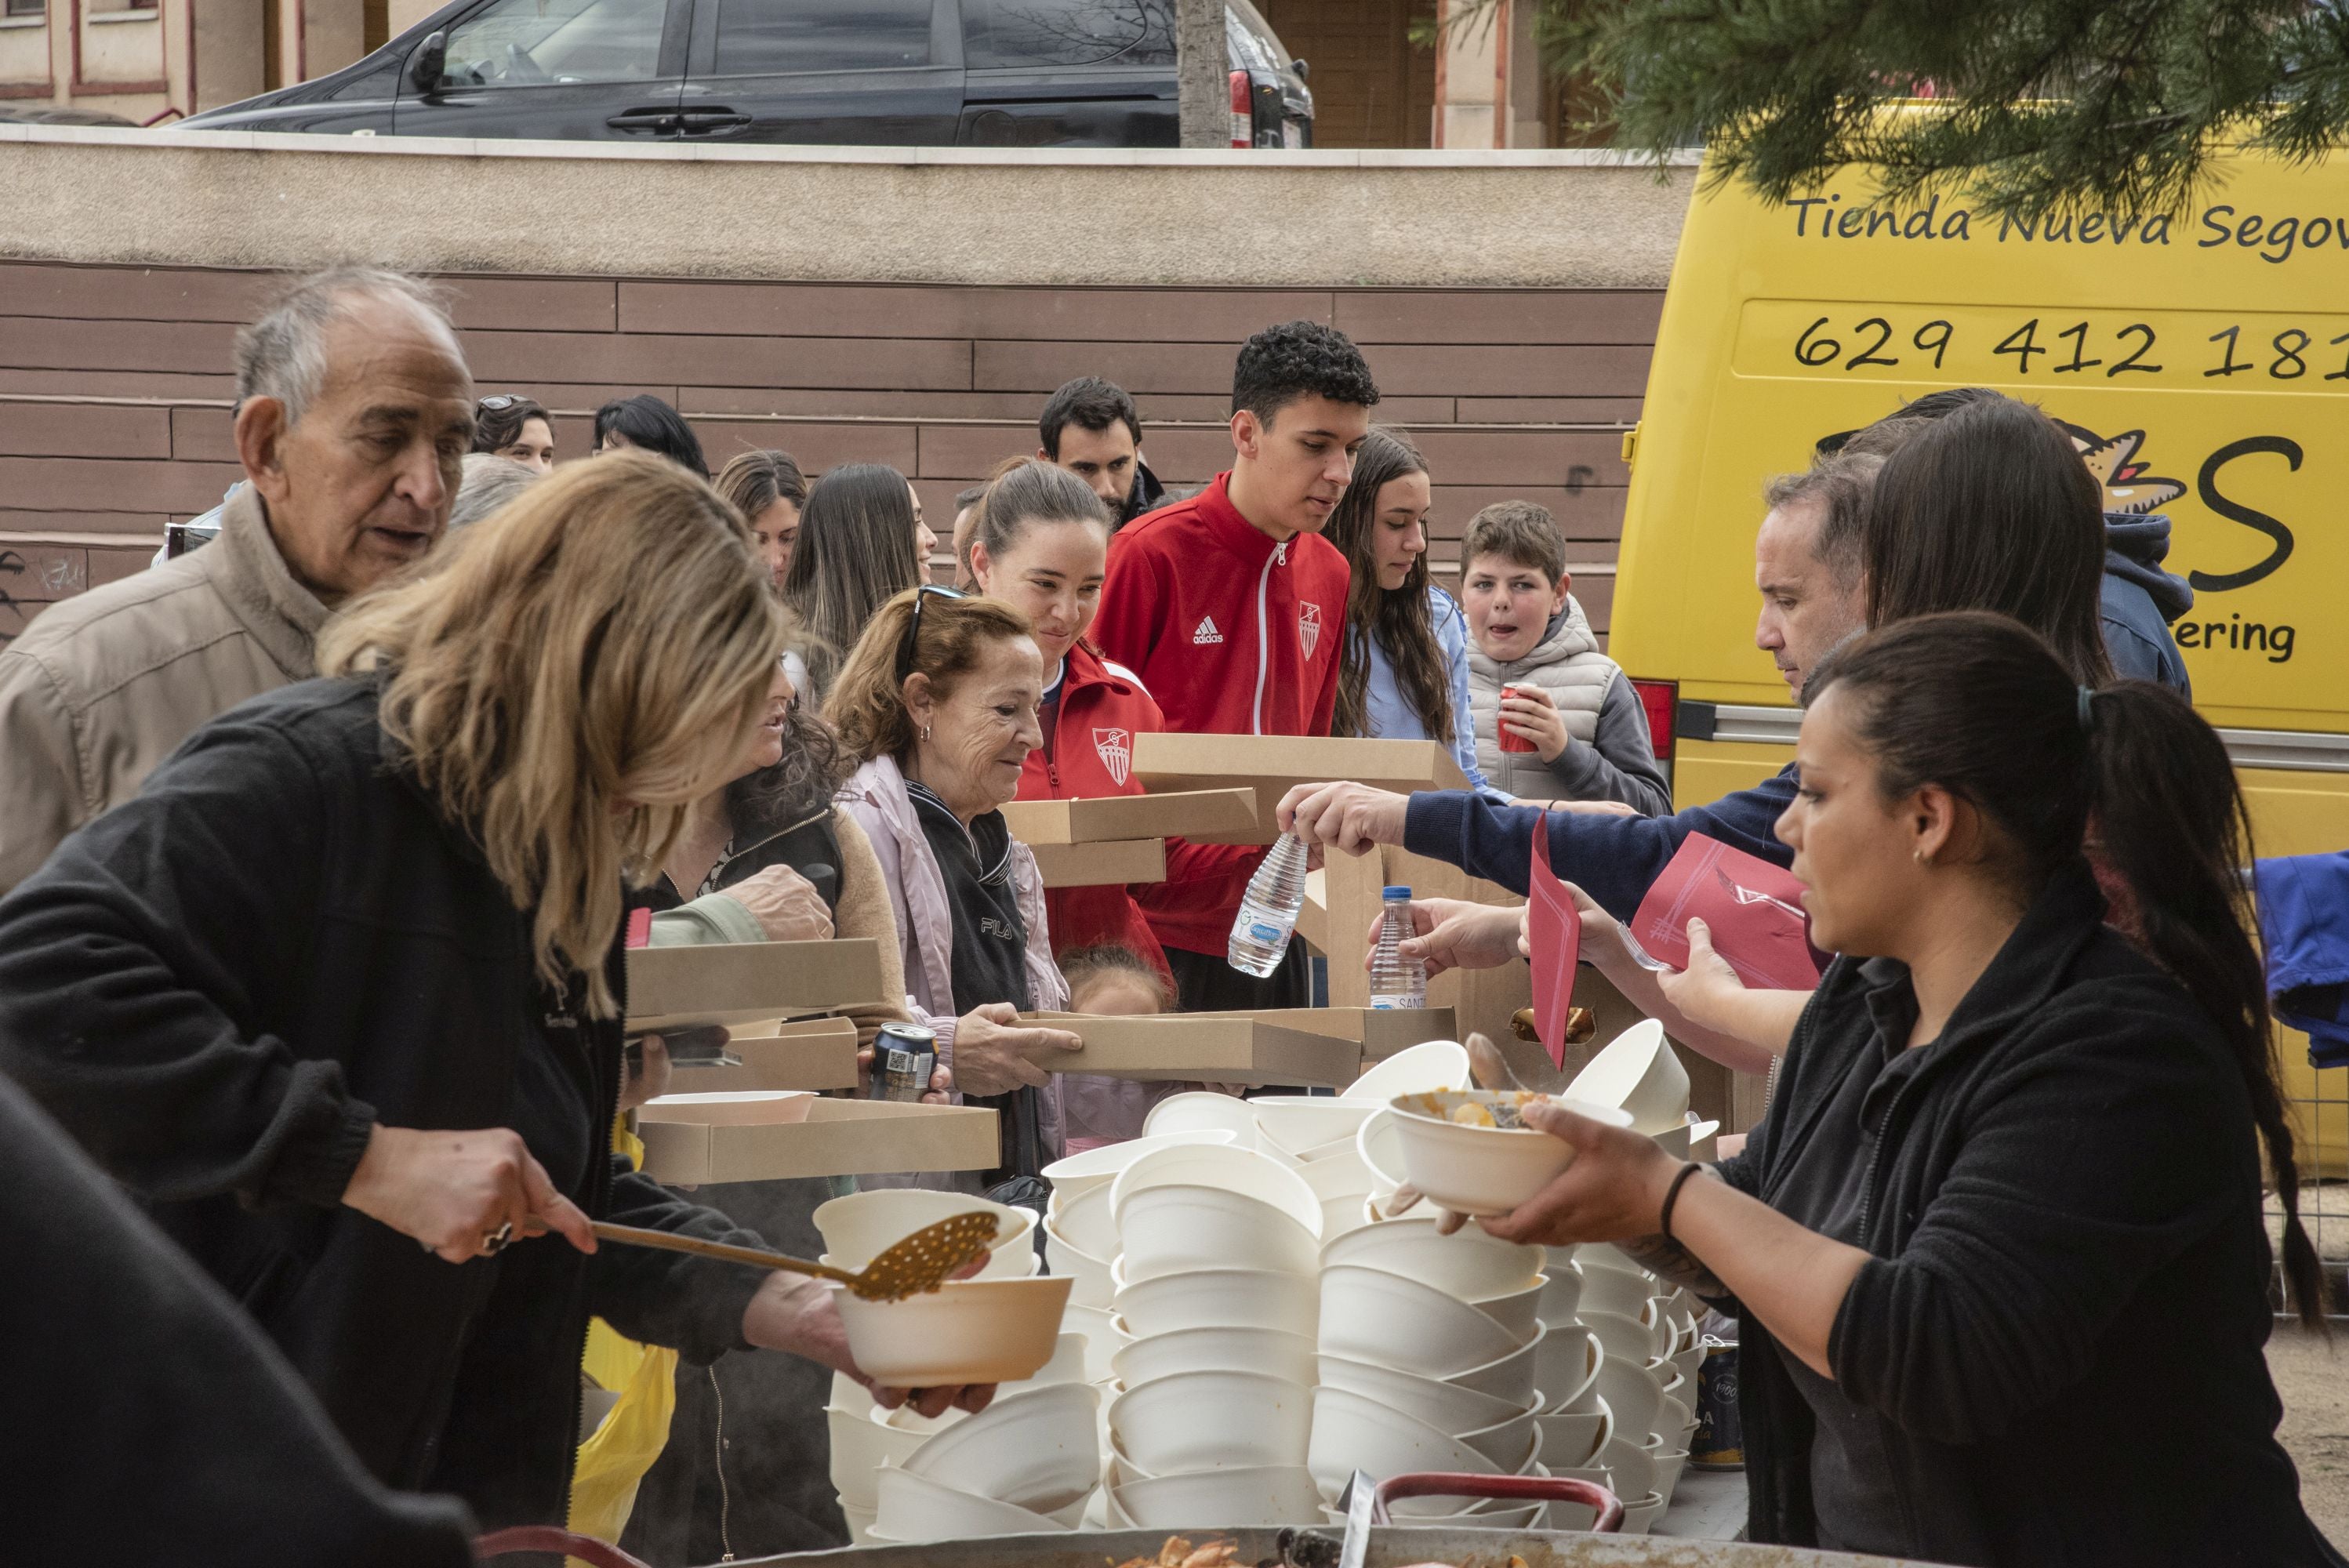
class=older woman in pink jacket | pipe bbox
[826,587,1080,1192]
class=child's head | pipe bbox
[1061,943,1172,1016]
[1460,501,1571,662]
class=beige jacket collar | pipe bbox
[211,485,331,680]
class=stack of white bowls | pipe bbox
[1101,1141,1323,1528]
[1040,1130,1240,1308]
[1307,1216,1551,1528]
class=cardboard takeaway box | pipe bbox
[1027,838,1166,889]
[1000,786,1258,846]
[1131,734,1469,845]
[663,1016,859,1094]
[1177,1006,1459,1064]
[637,1095,1000,1185]
[1026,1011,1363,1087]
[624,938,885,1033]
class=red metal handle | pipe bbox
[1371,1470,1625,1533]
[474,1526,653,1567]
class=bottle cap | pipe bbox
[1382,886,1411,899]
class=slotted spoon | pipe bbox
[584,1211,1000,1301]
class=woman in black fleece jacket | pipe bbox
[1470,612,2335,1567]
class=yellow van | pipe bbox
[1611,144,2349,1155]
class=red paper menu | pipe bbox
[1525,813,1581,1068]
[1629,833,1821,991]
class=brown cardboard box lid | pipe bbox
[640,1090,818,1127]
[1027,1012,1362,1087]
[1029,838,1165,888]
[666,1016,859,1093]
[1174,1006,1459,1062]
[1130,734,1469,844]
[1000,787,1258,845]
[625,939,884,1032]
[637,1096,999,1185]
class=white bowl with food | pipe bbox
[1112,1464,1323,1528]
[1387,1089,1634,1218]
[1113,1265,1318,1341]
[1116,1183,1320,1283]
[1108,1370,1312,1475]
[1113,1325,1316,1392]
[811,1189,1037,1275]
[1318,1214,1545,1303]
[1110,1142,1322,1242]
[873,1463,1077,1542]
[1317,1264,1530,1378]
[902,1383,1100,1511]
[1442,1323,1546,1409]
[1563,1018,1689,1134]
[1314,1352,1533,1436]
[831,1275,1072,1387]
[1344,1039,1472,1104]
[1044,1129,1240,1199]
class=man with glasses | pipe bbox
[0,267,473,895]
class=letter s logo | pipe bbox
[2191,436,2299,593]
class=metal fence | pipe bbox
[2275,1062,2349,1322]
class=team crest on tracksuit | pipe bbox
[1298,602,1323,658]
[1094,727,1133,786]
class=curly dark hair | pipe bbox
[1233,320,1380,423]
[722,692,854,840]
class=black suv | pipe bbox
[180,0,1311,149]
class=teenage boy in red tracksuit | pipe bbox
[1091,320,1381,1012]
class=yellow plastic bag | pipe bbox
[567,1123,678,1552]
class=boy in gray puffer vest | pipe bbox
[1459,501,1672,815]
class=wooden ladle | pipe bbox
[585,1211,1001,1302]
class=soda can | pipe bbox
[1497,684,1539,753]
[1690,1338,1745,1470]
[869,1022,938,1103]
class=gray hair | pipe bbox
[1763,450,1883,593]
[233,266,463,426]
[447,452,542,531]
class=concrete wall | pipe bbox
[0,126,1694,287]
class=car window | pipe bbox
[440,0,668,88]
[964,0,1172,69]
[710,0,931,74]
[1225,0,1283,72]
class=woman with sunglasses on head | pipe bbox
[0,453,991,1536]
[472,394,556,474]
[968,461,1261,1146]
[826,586,1084,1192]
[1454,612,2336,1568]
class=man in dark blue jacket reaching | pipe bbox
[1279,452,1876,917]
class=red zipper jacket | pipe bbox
[1017,642,1258,972]
[1091,472,1347,953]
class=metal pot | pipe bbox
[732,1526,1931,1566]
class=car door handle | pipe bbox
[677,107,753,134]
[605,107,681,132]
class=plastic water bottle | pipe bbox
[1227,832,1311,977]
[1368,885,1428,1010]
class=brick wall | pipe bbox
[0,261,1659,644]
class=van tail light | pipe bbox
[1229,71,1254,147]
[1630,678,1678,761]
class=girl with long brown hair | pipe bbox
[1323,427,1493,790]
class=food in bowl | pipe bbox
[1387,1090,1635,1217]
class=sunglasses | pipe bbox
[477,394,522,412]
[897,583,964,681]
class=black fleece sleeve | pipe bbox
[2,1074,475,1568]
[1827,992,2256,1444]
[583,1158,772,1366]
[0,712,377,1210]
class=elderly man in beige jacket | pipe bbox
[0,267,475,894]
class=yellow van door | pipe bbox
[1610,142,2349,1156]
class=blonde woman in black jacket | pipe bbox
[0,453,991,1534]
[1461,613,2334,1568]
